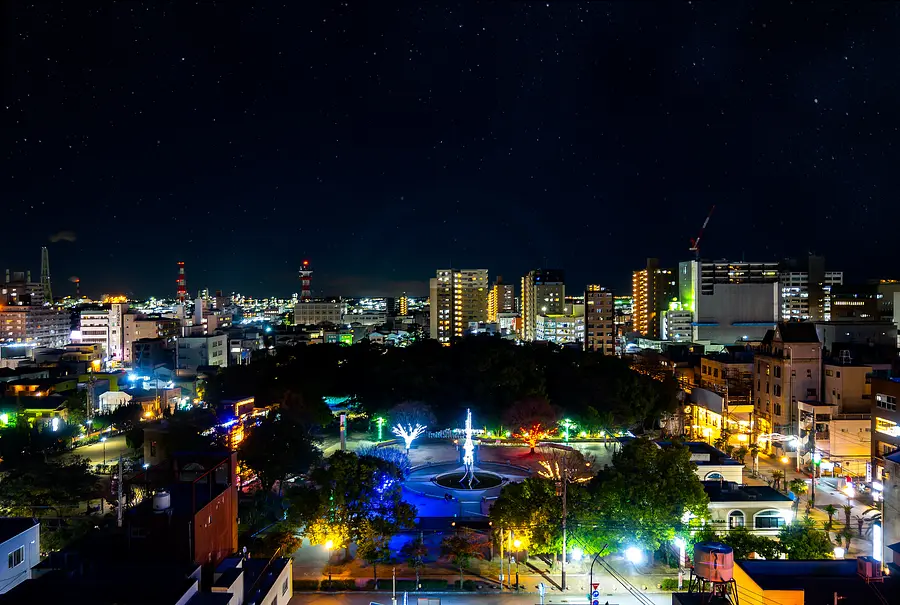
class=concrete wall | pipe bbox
[694,283,779,345]
[0,523,39,594]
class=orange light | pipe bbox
[303,260,309,266]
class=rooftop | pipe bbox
[658,441,743,466]
[702,480,792,503]
[776,322,820,344]
[0,518,37,544]
[736,559,899,604]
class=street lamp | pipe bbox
[325,539,334,583]
[513,539,521,589]
[101,436,107,465]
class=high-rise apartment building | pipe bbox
[632,258,674,339]
[428,269,489,343]
[487,276,515,323]
[584,285,615,354]
[77,303,129,361]
[520,269,565,342]
[398,292,409,316]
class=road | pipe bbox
[289,592,670,605]
[59,434,133,466]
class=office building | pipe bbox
[521,269,565,342]
[829,284,881,321]
[75,303,128,362]
[632,258,674,339]
[293,300,346,326]
[487,276,515,323]
[428,269,489,342]
[678,259,780,345]
[753,323,822,447]
[584,285,615,354]
[780,255,842,321]
[535,312,584,346]
[176,333,227,375]
[0,305,70,349]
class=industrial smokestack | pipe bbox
[298,260,312,301]
[177,261,187,303]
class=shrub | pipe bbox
[321,579,356,591]
[419,579,449,591]
[294,580,319,591]
[659,578,680,591]
[451,579,477,591]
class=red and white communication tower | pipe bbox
[298,260,312,301]
[176,261,187,303]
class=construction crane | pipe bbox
[689,205,716,260]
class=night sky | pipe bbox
[3,2,898,298]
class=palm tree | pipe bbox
[748,443,761,475]
[823,504,837,530]
[789,479,808,512]
[842,505,853,531]
[733,446,749,465]
[771,469,785,492]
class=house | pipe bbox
[213,556,292,605]
[701,480,793,537]
[659,441,745,483]
[0,518,40,594]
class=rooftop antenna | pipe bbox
[40,246,52,303]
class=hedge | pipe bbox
[294,580,320,591]
[451,579,477,591]
[659,578,680,591]
[321,579,357,591]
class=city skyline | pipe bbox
[5,3,900,296]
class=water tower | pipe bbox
[688,542,739,605]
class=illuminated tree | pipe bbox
[537,445,595,483]
[392,423,426,451]
[503,397,557,453]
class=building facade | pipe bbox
[177,333,227,374]
[584,285,615,354]
[678,260,780,345]
[872,377,900,480]
[520,269,565,342]
[535,313,584,345]
[0,306,69,348]
[632,258,674,339]
[753,323,823,446]
[293,300,346,326]
[487,277,515,323]
[429,269,489,342]
[0,519,40,594]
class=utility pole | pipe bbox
[561,464,568,591]
[391,567,397,605]
[116,456,124,528]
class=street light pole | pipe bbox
[101,436,107,466]
[561,464,567,591]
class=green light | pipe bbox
[375,417,385,442]
[0,414,7,425]
[560,419,576,443]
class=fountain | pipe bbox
[431,408,506,491]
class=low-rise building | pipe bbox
[661,441,744,482]
[176,333,227,375]
[872,377,900,480]
[702,480,794,537]
[0,518,39,594]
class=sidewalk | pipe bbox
[748,453,876,557]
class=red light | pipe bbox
[303,260,309,266]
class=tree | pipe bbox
[693,525,780,560]
[401,536,429,588]
[305,451,416,558]
[788,479,808,512]
[441,532,486,589]
[777,519,832,560]
[240,411,322,494]
[536,446,596,483]
[503,397,557,453]
[0,458,98,516]
[842,504,853,530]
[389,401,437,430]
[770,469,785,492]
[733,446,749,465]
[357,517,395,584]
[823,504,837,530]
[589,438,709,551]
[357,445,411,479]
